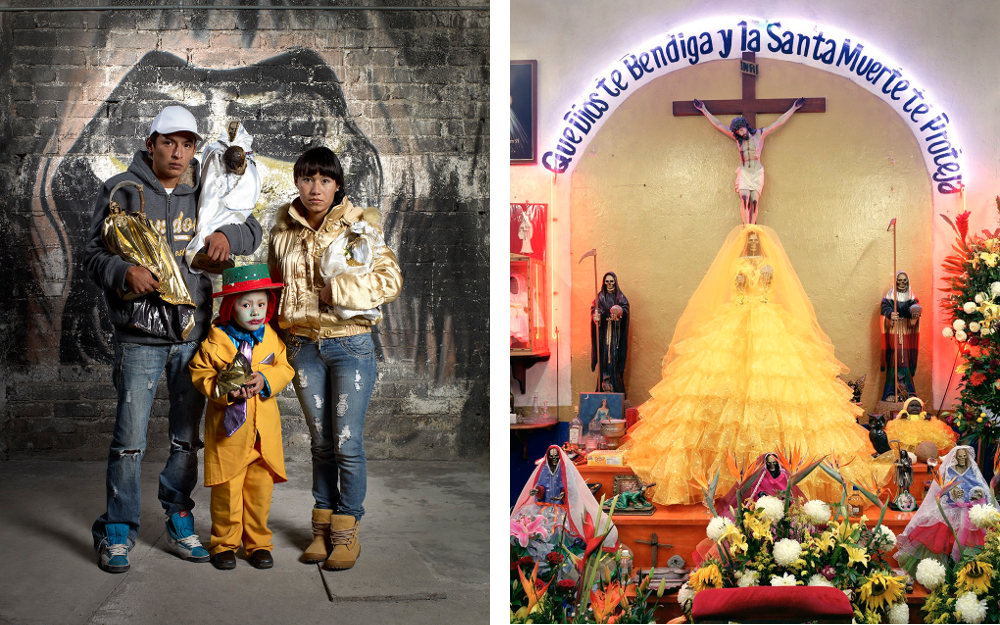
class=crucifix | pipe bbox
[634,531,672,568]
[672,52,826,224]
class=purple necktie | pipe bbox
[222,340,253,437]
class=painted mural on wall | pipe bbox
[50,49,382,364]
[4,8,488,420]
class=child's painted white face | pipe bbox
[233,291,268,332]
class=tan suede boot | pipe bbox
[301,508,332,564]
[324,514,360,570]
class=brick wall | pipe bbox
[0,3,489,461]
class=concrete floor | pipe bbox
[0,458,489,625]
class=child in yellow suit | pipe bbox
[189,264,294,570]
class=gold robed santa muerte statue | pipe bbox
[623,226,891,505]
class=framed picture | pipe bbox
[612,474,643,496]
[510,60,537,164]
[509,202,546,262]
[579,392,624,434]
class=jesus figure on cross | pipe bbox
[693,96,805,224]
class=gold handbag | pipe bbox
[101,180,196,340]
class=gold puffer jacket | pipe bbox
[268,197,402,339]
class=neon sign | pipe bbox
[541,17,964,195]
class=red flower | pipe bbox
[546,552,564,565]
[970,371,987,386]
[516,556,533,568]
[557,579,577,592]
[956,210,970,241]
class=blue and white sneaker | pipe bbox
[97,523,131,574]
[165,511,210,563]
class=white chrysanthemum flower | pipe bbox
[915,558,947,590]
[736,569,760,587]
[969,504,1000,529]
[991,281,1000,297]
[773,538,802,567]
[888,602,909,624]
[706,516,733,542]
[803,500,831,525]
[970,321,982,333]
[942,326,954,338]
[956,330,968,342]
[808,573,834,587]
[770,573,797,587]
[756,495,785,523]
[954,319,967,331]
[964,302,978,314]
[875,524,896,550]
[955,591,987,624]
[975,293,986,304]
[677,582,694,607]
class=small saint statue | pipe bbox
[590,272,629,394]
[692,97,805,224]
[893,443,916,511]
[881,271,921,401]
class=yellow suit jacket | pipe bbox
[189,324,295,487]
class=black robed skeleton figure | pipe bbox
[591,272,629,394]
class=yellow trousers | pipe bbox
[209,445,275,555]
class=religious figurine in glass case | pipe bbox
[591,272,629,394]
[510,273,530,348]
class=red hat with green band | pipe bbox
[212,263,283,298]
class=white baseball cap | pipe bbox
[149,105,203,142]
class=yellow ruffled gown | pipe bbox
[624,226,889,505]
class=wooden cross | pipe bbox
[634,531,672,568]
[672,52,825,128]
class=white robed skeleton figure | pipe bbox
[186,122,262,273]
[319,209,388,322]
[511,445,619,552]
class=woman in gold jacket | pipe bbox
[268,147,402,570]
[188,264,295,570]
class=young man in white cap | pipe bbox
[83,105,263,573]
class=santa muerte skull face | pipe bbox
[604,275,616,293]
[547,447,560,470]
[896,273,909,292]
[765,453,779,475]
[956,448,969,468]
[747,232,761,255]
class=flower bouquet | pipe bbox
[510,495,668,623]
[919,517,1000,624]
[681,449,909,623]
[939,201,1000,445]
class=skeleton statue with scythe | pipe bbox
[581,249,630,395]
